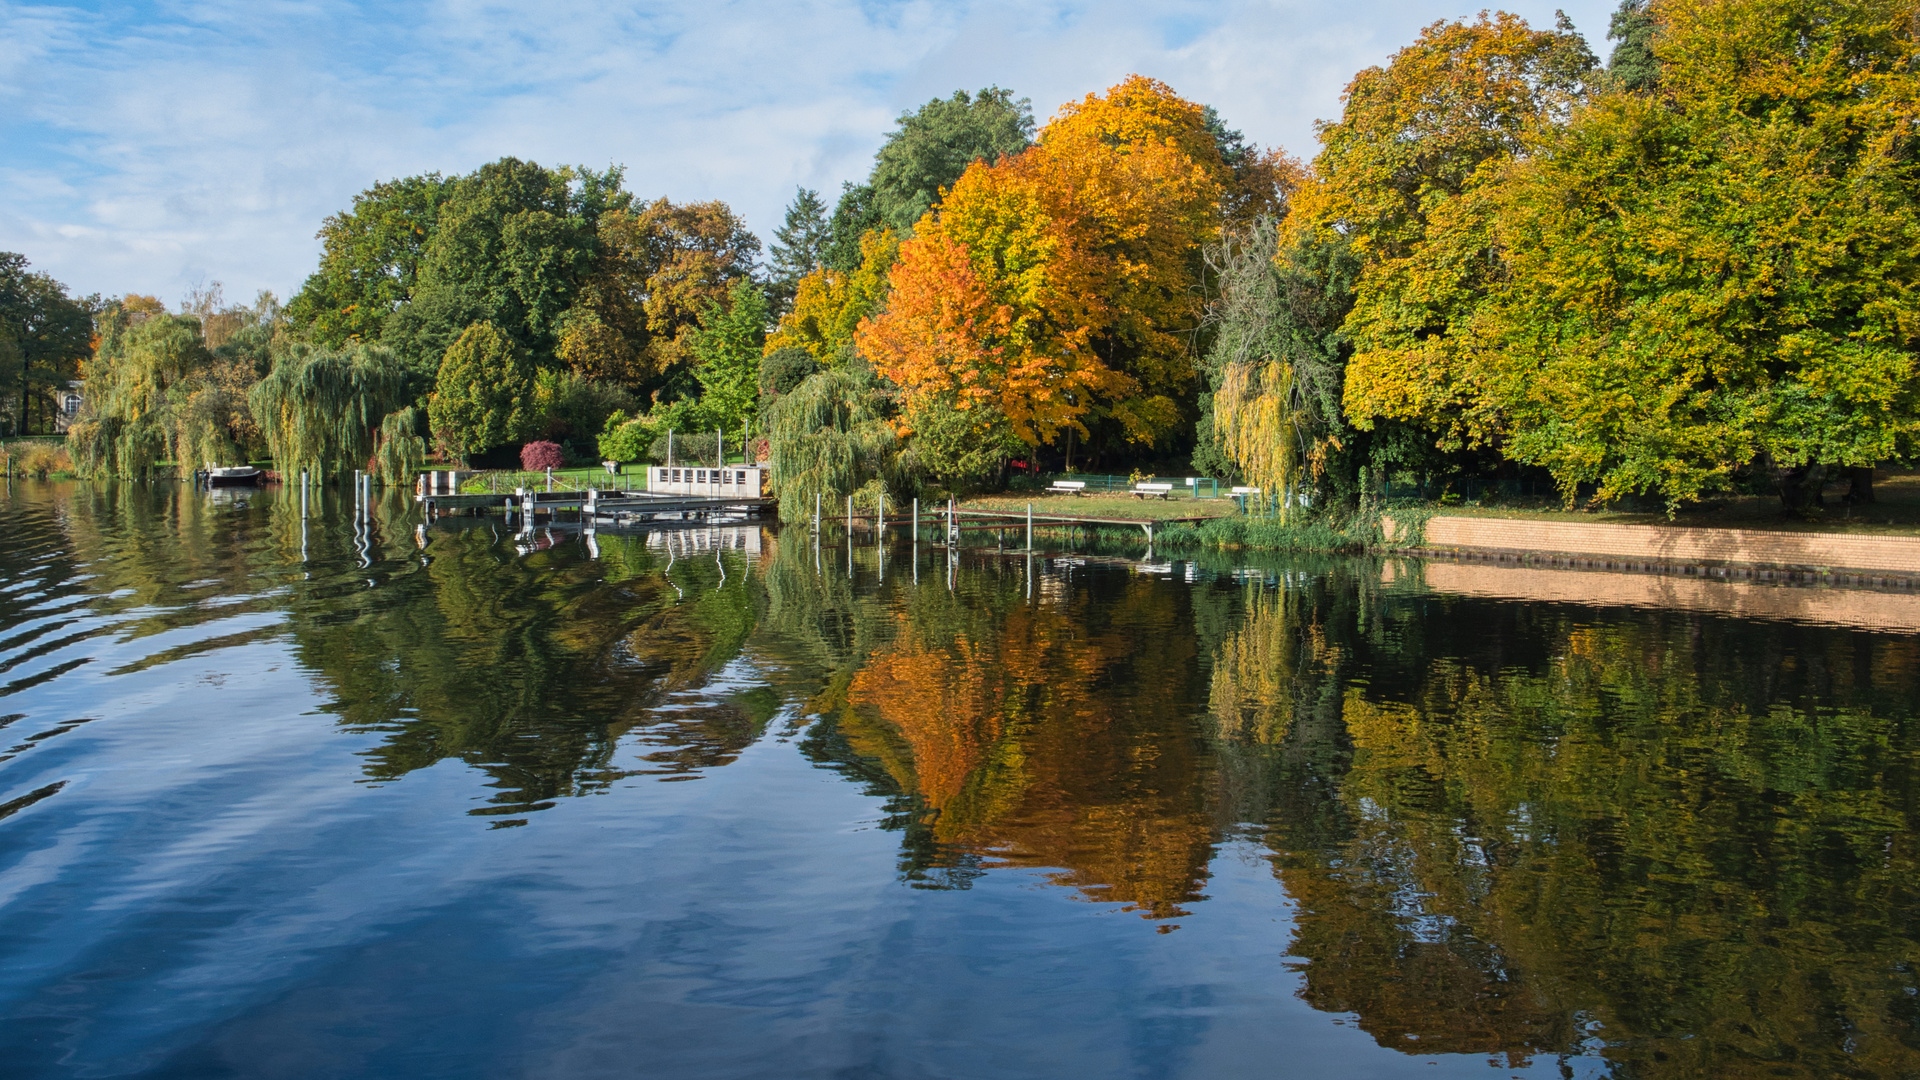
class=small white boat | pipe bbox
[204,465,262,487]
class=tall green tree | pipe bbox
[0,253,94,437]
[428,321,539,461]
[1607,0,1661,90]
[822,182,882,273]
[868,87,1036,234]
[293,159,632,390]
[285,175,453,346]
[382,159,630,384]
[767,188,830,314]
[689,279,771,435]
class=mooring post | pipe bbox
[948,497,957,544]
[1027,503,1033,552]
[814,492,821,531]
[878,492,885,536]
[912,498,918,538]
[846,494,853,533]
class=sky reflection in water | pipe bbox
[0,481,1915,1079]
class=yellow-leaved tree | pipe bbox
[763,229,901,365]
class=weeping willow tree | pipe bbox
[1201,216,1355,518]
[762,363,901,522]
[69,310,213,479]
[249,342,422,484]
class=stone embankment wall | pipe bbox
[1388,515,1920,577]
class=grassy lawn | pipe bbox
[1423,470,1920,535]
[960,491,1242,521]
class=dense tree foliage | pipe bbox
[1473,0,1920,507]
[765,229,900,367]
[249,340,418,481]
[428,321,539,462]
[863,76,1259,465]
[0,253,94,437]
[869,87,1036,233]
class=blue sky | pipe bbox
[1,0,1617,305]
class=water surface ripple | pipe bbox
[0,481,1916,1079]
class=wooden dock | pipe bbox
[418,487,774,524]
[825,506,1211,543]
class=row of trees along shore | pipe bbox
[9,0,1919,518]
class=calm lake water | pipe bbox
[2,481,1917,1080]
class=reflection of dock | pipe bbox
[646,526,762,556]
[419,487,774,525]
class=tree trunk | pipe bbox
[1841,465,1876,505]
[1773,461,1828,517]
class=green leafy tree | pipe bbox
[869,87,1035,234]
[1607,0,1661,91]
[758,346,819,405]
[767,188,830,314]
[382,159,628,382]
[286,174,453,346]
[822,182,882,273]
[688,279,771,435]
[429,321,539,461]
[1469,0,1920,509]
[68,308,212,477]
[248,341,418,482]
[762,363,900,521]
[0,253,94,437]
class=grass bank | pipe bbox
[955,491,1376,553]
[1416,469,1920,536]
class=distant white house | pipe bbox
[54,381,83,432]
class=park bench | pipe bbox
[1047,480,1088,496]
[1230,486,1261,497]
[1128,482,1175,500]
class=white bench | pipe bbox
[1047,480,1087,496]
[1230,486,1261,496]
[1128,482,1175,500]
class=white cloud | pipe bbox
[0,0,1617,304]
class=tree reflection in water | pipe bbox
[1212,572,1920,1078]
[33,482,1920,1076]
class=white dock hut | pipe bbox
[650,465,770,498]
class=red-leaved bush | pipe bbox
[520,441,564,471]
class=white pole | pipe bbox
[1027,502,1032,551]
[878,492,885,536]
[814,491,821,531]
[667,430,674,467]
[846,494,853,533]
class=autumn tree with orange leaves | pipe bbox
[860,76,1288,471]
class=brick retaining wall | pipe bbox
[1387,515,1920,575]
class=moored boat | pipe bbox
[203,465,262,487]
